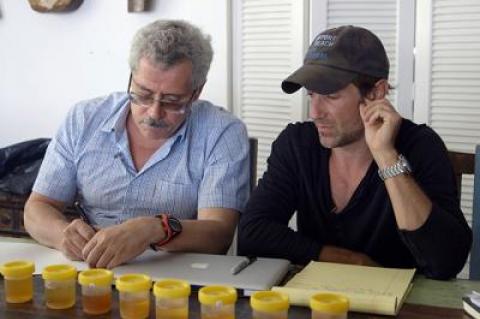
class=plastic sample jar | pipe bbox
[250,291,289,319]
[116,273,152,319]
[310,292,349,319]
[154,278,191,319]
[78,268,113,315]
[198,285,237,319]
[42,264,77,309]
[0,260,35,303]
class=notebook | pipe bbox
[0,242,290,293]
[272,261,415,315]
[463,291,480,319]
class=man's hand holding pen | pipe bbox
[63,202,167,269]
[57,201,97,262]
[59,219,96,261]
[82,216,164,269]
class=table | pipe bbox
[0,276,471,319]
[0,237,476,318]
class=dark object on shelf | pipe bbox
[0,139,76,237]
[0,138,51,196]
[0,191,78,237]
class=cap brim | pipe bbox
[281,64,357,95]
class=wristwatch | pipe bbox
[378,154,412,181]
[150,214,182,251]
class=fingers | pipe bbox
[61,219,94,260]
[76,222,96,242]
[360,99,396,125]
[84,241,115,268]
[107,255,123,269]
[82,226,124,268]
[82,236,97,266]
[82,219,154,268]
[319,246,379,267]
[60,239,83,260]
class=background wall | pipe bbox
[0,1,229,146]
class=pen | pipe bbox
[73,201,95,230]
[230,256,257,275]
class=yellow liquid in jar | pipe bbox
[120,298,150,319]
[4,277,33,303]
[45,284,75,309]
[156,305,188,319]
[82,293,112,315]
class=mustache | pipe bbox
[140,117,169,128]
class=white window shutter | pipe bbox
[415,0,480,278]
[415,0,480,152]
[232,0,309,182]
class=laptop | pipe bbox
[114,250,291,293]
[0,242,290,293]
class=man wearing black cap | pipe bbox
[238,25,472,279]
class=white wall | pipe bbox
[0,1,229,147]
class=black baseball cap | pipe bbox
[282,25,389,95]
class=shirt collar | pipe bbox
[100,95,130,134]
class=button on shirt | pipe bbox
[33,92,250,227]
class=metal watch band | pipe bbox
[378,154,412,181]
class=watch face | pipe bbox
[168,217,183,233]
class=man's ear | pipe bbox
[372,79,389,100]
[192,83,205,101]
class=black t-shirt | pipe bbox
[238,119,472,279]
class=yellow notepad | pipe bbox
[272,261,415,315]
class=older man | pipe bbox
[25,20,250,269]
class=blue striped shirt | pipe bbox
[33,92,250,227]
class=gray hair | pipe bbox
[129,20,213,89]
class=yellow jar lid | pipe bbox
[42,264,77,281]
[154,279,191,298]
[198,285,237,305]
[79,269,113,287]
[116,274,151,293]
[251,291,289,313]
[0,260,35,278]
[310,293,349,314]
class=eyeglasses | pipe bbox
[127,73,195,114]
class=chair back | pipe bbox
[471,145,480,280]
[448,148,479,279]
[227,137,258,257]
[249,138,258,191]
[448,151,475,201]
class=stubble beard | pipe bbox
[318,126,365,149]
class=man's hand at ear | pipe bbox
[359,98,402,165]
